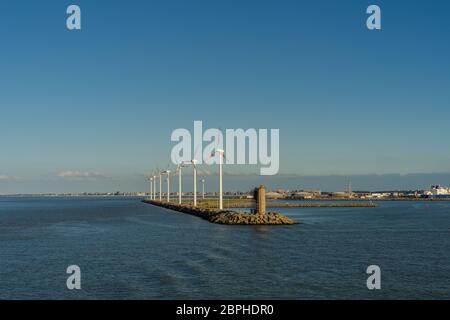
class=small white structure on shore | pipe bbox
[424,185,450,196]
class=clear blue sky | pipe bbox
[1,0,450,193]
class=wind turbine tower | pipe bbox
[149,177,153,200]
[165,170,171,202]
[212,149,225,210]
[347,180,352,198]
[201,178,205,200]
[184,159,198,207]
[176,164,185,204]
[153,174,157,200]
[193,160,198,207]
[159,172,162,201]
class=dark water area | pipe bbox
[0,197,449,299]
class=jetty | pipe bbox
[143,185,298,225]
[143,200,298,225]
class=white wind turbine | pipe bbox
[184,145,202,207]
[201,177,205,200]
[161,170,171,202]
[176,163,186,204]
[184,159,198,207]
[153,174,157,200]
[145,177,152,200]
[211,149,225,210]
[159,171,162,201]
[147,176,153,200]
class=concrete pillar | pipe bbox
[256,185,266,215]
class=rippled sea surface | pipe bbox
[0,197,449,299]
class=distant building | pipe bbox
[365,193,390,199]
[330,192,349,198]
[423,185,450,198]
[291,190,321,199]
[266,191,285,199]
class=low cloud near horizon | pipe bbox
[57,171,107,180]
[0,175,20,182]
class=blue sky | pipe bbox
[1,0,450,193]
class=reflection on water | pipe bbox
[0,197,449,299]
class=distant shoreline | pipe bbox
[278,197,450,202]
[0,194,146,198]
[1,194,450,201]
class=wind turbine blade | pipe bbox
[222,151,227,162]
[193,144,201,162]
[165,159,172,170]
[216,126,223,150]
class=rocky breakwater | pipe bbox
[143,200,298,225]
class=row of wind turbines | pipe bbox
[146,149,225,210]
